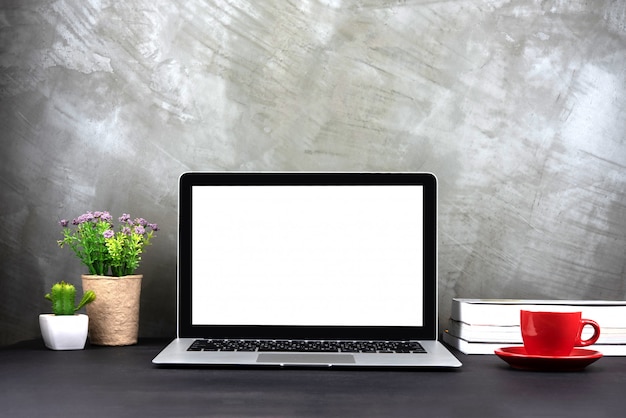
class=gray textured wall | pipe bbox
[1,0,625,346]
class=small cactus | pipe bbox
[45,281,96,315]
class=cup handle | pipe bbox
[576,319,601,347]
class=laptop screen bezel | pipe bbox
[177,172,438,341]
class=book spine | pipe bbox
[446,320,626,344]
[442,332,626,356]
[451,300,626,328]
[442,333,522,354]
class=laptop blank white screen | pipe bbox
[191,185,424,327]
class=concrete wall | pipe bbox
[1,0,625,346]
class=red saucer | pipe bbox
[494,346,603,371]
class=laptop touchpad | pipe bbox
[256,353,356,364]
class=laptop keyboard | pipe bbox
[188,339,426,354]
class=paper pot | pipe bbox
[81,274,142,346]
[39,314,89,350]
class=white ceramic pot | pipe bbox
[39,314,89,350]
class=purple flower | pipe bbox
[119,213,131,224]
[148,223,159,231]
[93,211,112,222]
[59,219,69,227]
[122,226,131,236]
[135,218,148,227]
[134,225,145,235]
[103,229,114,239]
[75,212,94,224]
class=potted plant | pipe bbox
[58,211,159,346]
[40,281,96,350]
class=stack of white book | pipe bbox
[442,298,626,356]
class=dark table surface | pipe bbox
[2,339,626,418]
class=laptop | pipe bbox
[153,172,461,368]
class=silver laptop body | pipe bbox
[153,172,461,368]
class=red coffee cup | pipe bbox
[520,310,601,356]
